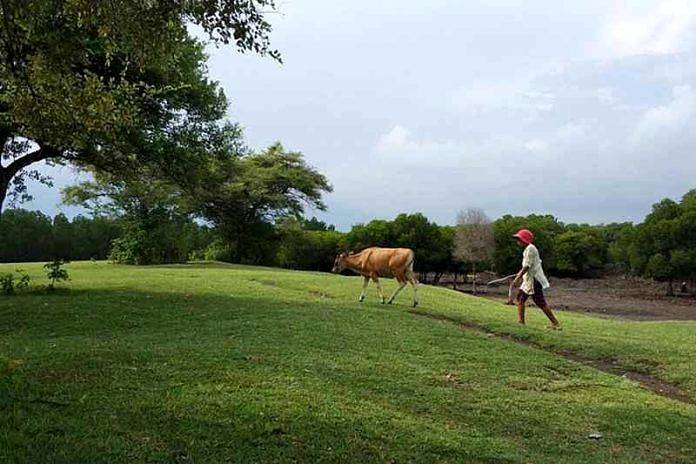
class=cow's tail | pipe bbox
[407,249,416,273]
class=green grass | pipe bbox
[1,261,695,463]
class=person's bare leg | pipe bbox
[541,304,560,328]
[517,301,526,324]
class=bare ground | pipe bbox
[446,275,696,321]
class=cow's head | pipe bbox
[331,252,350,273]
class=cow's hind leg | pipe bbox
[372,275,386,304]
[388,275,407,304]
[407,270,420,307]
[359,276,370,302]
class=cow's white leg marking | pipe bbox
[359,276,369,302]
[407,271,420,307]
[388,281,407,304]
[373,276,386,303]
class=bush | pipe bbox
[203,239,237,262]
[108,231,150,265]
[44,259,70,291]
[1,269,30,295]
[277,221,343,271]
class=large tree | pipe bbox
[553,227,605,277]
[632,190,696,294]
[184,138,333,264]
[0,0,279,211]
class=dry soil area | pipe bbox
[454,275,696,321]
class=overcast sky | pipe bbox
[24,0,696,230]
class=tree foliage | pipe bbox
[630,190,696,293]
[0,208,118,262]
[553,228,605,276]
[492,214,565,275]
[186,140,332,264]
[0,0,279,211]
[276,217,343,271]
[62,171,213,265]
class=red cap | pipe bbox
[513,229,534,245]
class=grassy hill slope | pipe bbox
[1,262,695,463]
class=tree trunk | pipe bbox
[0,172,8,216]
[452,272,457,290]
[472,262,477,295]
[667,279,674,296]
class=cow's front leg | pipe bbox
[373,276,386,304]
[359,276,370,302]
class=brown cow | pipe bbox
[332,247,419,307]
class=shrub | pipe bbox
[44,259,70,291]
[0,269,31,296]
[203,239,236,262]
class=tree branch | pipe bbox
[3,145,60,177]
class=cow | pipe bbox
[331,247,419,307]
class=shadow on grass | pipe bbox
[2,286,696,463]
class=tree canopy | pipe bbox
[0,0,279,210]
[187,140,332,263]
[630,190,696,293]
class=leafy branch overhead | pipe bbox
[0,0,280,210]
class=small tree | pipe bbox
[454,208,495,294]
[44,259,70,291]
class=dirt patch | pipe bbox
[447,275,696,321]
[409,309,694,406]
[250,278,278,288]
[308,289,334,299]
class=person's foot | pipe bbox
[547,324,562,331]
[517,321,525,325]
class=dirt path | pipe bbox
[409,309,694,406]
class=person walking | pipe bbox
[511,229,561,329]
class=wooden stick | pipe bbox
[485,274,517,286]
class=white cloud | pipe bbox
[450,79,557,114]
[524,139,548,153]
[604,1,696,57]
[633,85,696,142]
[376,125,457,156]
[596,87,616,105]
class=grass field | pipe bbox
[1,262,695,463]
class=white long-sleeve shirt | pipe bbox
[521,244,550,294]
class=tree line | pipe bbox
[4,188,695,295]
[0,3,693,293]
